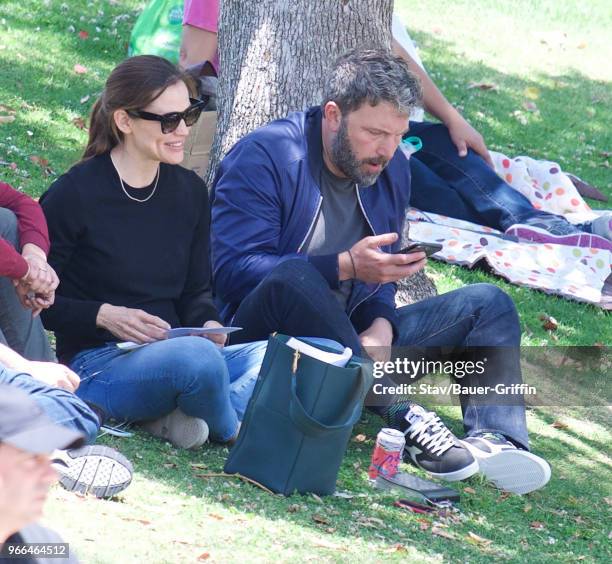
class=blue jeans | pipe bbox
[69,337,268,442]
[409,121,560,232]
[230,260,529,449]
[0,366,100,444]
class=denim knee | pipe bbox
[465,283,520,342]
[167,337,228,395]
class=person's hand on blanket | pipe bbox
[446,112,494,168]
[96,304,170,344]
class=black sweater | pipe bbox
[40,153,220,363]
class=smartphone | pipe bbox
[394,241,443,257]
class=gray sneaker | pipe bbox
[581,214,612,241]
[506,216,612,251]
[461,432,551,495]
[141,408,209,449]
[52,445,133,499]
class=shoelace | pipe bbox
[405,411,455,456]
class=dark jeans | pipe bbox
[409,121,560,232]
[232,260,529,449]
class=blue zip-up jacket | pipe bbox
[211,106,412,338]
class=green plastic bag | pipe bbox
[128,0,183,63]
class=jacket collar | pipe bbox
[305,106,326,185]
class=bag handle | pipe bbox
[288,364,369,438]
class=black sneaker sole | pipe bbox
[54,445,133,499]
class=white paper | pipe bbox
[285,337,352,367]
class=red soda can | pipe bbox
[368,428,406,480]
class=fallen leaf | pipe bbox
[0,115,15,124]
[74,64,88,74]
[208,514,224,521]
[530,521,546,530]
[30,155,49,167]
[333,491,354,499]
[523,503,533,513]
[190,463,208,470]
[0,104,16,113]
[524,87,541,100]
[383,544,408,553]
[72,117,87,130]
[79,30,89,39]
[311,493,323,503]
[312,539,346,551]
[358,516,384,528]
[539,314,558,331]
[354,434,367,442]
[468,82,498,91]
[522,101,538,112]
[287,504,301,513]
[312,514,330,525]
[574,516,587,525]
[197,553,210,561]
[577,42,587,49]
[467,532,492,546]
[604,497,612,506]
[163,462,177,469]
[499,491,512,501]
[551,420,568,430]
[80,94,90,104]
[432,527,455,540]
[417,518,430,531]
[463,487,476,494]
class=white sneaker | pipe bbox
[141,408,209,449]
[461,432,551,494]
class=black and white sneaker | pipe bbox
[52,445,133,499]
[402,405,479,481]
[461,432,551,494]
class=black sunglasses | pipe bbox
[128,98,207,134]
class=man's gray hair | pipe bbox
[322,48,422,115]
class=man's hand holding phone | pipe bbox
[339,233,426,284]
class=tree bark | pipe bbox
[208,0,393,183]
[210,0,437,302]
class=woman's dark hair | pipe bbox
[82,55,196,160]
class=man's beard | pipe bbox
[330,118,389,187]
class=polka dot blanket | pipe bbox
[407,151,610,307]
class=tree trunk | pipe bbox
[209,0,436,302]
[208,0,393,183]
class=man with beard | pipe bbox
[211,49,550,494]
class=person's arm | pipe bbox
[392,39,493,167]
[180,0,219,68]
[0,343,79,391]
[211,141,309,305]
[176,181,225,344]
[180,25,218,68]
[39,177,106,340]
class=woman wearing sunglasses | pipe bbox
[38,55,267,449]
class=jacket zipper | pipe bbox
[297,195,323,253]
[349,184,381,317]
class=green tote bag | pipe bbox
[224,334,373,496]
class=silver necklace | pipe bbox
[110,154,160,203]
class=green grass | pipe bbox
[1,0,610,562]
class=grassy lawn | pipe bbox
[0,0,610,562]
